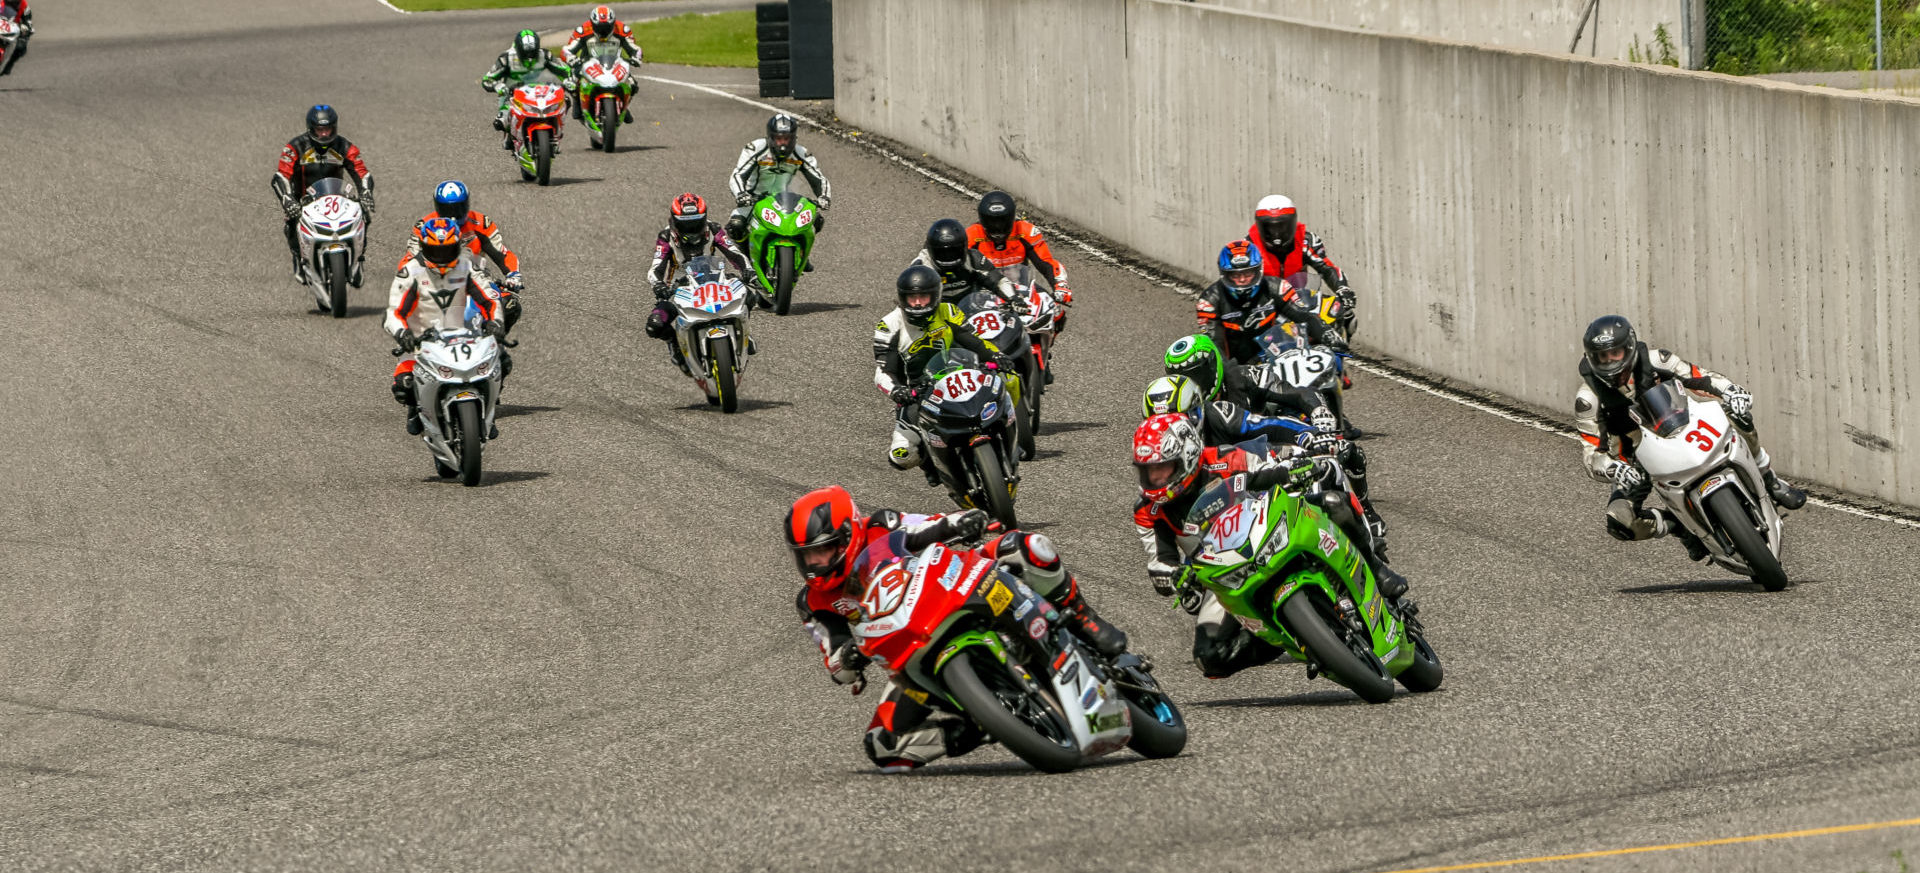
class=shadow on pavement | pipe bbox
[676,399,792,412]
[1618,578,1810,594]
[422,470,551,486]
[784,301,862,316]
[542,177,605,187]
[608,145,667,154]
[1037,421,1108,435]
[1196,689,1379,709]
[854,754,1139,779]
[497,404,562,419]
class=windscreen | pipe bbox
[1634,381,1693,438]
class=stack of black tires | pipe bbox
[757,1,833,100]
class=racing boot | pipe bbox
[622,108,634,124]
[292,252,307,285]
[392,375,423,435]
[1054,575,1129,658]
[668,343,690,376]
[571,100,583,121]
[865,717,985,774]
[1646,508,1709,562]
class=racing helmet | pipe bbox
[1163,334,1226,400]
[1218,239,1264,303]
[976,190,1016,244]
[306,104,339,148]
[784,486,864,588]
[896,265,942,327]
[513,29,542,66]
[416,217,464,275]
[924,219,969,275]
[1583,315,1639,381]
[767,114,798,159]
[590,5,616,38]
[670,193,710,249]
[1253,194,1298,253]
[433,180,470,222]
[1142,375,1204,420]
[1133,413,1203,505]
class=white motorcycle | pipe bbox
[667,255,755,413]
[0,15,25,77]
[577,46,634,153]
[296,177,368,318]
[1631,381,1789,590]
[395,321,502,487]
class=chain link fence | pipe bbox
[1701,0,1907,73]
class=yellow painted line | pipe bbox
[1374,815,1920,873]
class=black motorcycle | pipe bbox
[899,348,1023,527]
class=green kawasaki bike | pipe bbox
[1179,471,1442,703]
[744,190,818,315]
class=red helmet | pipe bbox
[784,486,863,588]
[589,5,616,37]
[1133,413,1203,504]
[670,192,710,249]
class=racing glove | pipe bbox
[1724,385,1754,430]
[359,188,375,216]
[394,330,419,352]
[944,508,990,542]
[1147,561,1179,597]
[651,280,671,301]
[1300,431,1343,456]
[735,190,755,207]
[888,385,919,406]
[826,640,868,695]
[1335,286,1358,310]
[1310,406,1340,435]
[280,197,300,221]
[1609,460,1647,493]
[502,271,525,293]
[481,319,505,339]
[1322,333,1350,353]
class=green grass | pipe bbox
[630,11,755,67]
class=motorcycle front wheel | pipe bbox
[324,251,348,318]
[533,128,553,186]
[1705,487,1788,591]
[971,442,1018,528]
[710,340,739,413]
[1121,675,1187,759]
[773,245,795,315]
[1279,592,1394,703]
[942,650,1081,773]
[453,400,484,487]
[598,98,618,152]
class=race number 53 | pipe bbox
[1685,420,1721,452]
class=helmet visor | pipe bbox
[435,201,466,221]
[1224,267,1261,292]
[770,132,794,155]
[981,214,1013,241]
[1589,345,1633,378]
[1136,460,1181,491]
[421,240,461,266]
[593,21,613,37]
[1257,215,1296,249]
[902,290,937,310]
[793,540,847,581]
[310,125,336,144]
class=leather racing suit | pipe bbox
[480,48,574,144]
[384,252,503,416]
[560,21,642,118]
[872,303,1001,477]
[727,138,831,239]
[272,133,374,269]
[644,222,752,365]
[402,210,523,333]
[1196,275,1341,366]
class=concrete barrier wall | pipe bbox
[834,0,1918,505]
[1195,0,1685,64]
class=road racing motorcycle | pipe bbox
[853,536,1185,773]
[577,46,632,153]
[956,288,1038,460]
[744,190,819,315]
[1176,464,1441,703]
[999,263,1066,403]
[0,13,25,77]
[1248,322,1354,436]
[508,82,567,186]
[1630,380,1790,591]
[900,348,1023,527]
[393,320,503,487]
[294,177,368,318]
[665,255,755,413]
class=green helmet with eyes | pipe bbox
[1142,375,1204,419]
[512,29,542,68]
[1163,334,1225,400]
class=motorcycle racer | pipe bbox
[1200,240,1344,366]
[645,193,753,371]
[784,487,1129,771]
[1246,194,1356,332]
[560,5,642,123]
[1576,315,1806,560]
[875,266,1011,484]
[1131,413,1408,678]
[271,104,375,285]
[967,191,1071,301]
[386,218,505,436]
[909,218,1021,304]
[726,114,831,255]
[482,30,576,151]
[401,181,525,335]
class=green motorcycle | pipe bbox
[744,190,818,315]
[1178,472,1442,703]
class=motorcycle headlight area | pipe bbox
[796,209,815,227]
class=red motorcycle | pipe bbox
[852,532,1185,773]
[508,82,567,186]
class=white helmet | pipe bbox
[1253,194,1298,252]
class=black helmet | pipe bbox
[513,29,542,63]
[977,190,1016,243]
[925,219,969,275]
[1583,315,1639,380]
[896,265,943,327]
[306,104,339,148]
[767,114,798,160]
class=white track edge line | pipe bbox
[642,73,1920,531]
[374,0,411,14]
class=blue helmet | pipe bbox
[433,180,470,221]
[1217,239,1263,301]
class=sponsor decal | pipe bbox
[1318,528,1341,555]
[901,687,928,704]
[1236,614,1265,634]
[1089,712,1127,732]
[1027,616,1047,639]
[1135,444,1155,460]
[985,580,1014,615]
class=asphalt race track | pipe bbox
[3,2,1918,871]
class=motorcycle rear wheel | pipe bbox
[1279,593,1394,703]
[942,650,1081,773]
[534,129,553,186]
[711,340,739,414]
[1705,487,1788,591]
[599,98,618,152]
[971,442,1018,528]
[773,245,795,315]
[324,251,348,318]
[454,401,484,487]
